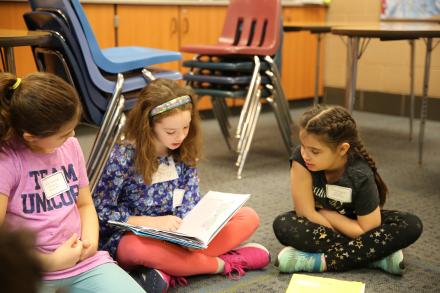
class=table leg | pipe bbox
[313,33,322,105]
[409,39,415,141]
[418,38,433,165]
[4,47,16,74]
[345,36,360,113]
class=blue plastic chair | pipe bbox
[24,10,180,111]
[29,0,181,74]
[24,10,180,125]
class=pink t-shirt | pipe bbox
[0,137,113,280]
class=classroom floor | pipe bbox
[77,107,440,293]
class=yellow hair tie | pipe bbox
[11,78,21,90]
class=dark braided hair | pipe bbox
[300,104,387,206]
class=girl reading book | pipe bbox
[93,79,270,292]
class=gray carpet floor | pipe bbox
[77,107,440,293]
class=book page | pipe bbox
[286,274,365,293]
[177,191,250,244]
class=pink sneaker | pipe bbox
[130,268,188,293]
[219,243,271,280]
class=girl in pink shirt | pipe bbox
[0,72,144,293]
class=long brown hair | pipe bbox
[300,104,388,206]
[125,79,202,184]
[0,72,80,149]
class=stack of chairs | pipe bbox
[25,0,181,125]
[181,0,293,179]
[24,0,182,185]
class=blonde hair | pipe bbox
[300,104,388,206]
[125,79,202,184]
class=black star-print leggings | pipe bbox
[273,209,423,271]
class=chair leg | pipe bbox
[265,94,293,155]
[142,68,156,81]
[218,98,232,130]
[90,113,126,194]
[236,76,261,167]
[87,73,124,176]
[236,92,262,179]
[265,82,292,139]
[236,72,262,153]
[236,56,261,139]
[211,97,234,151]
[265,56,294,127]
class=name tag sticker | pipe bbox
[326,184,352,203]
[41,171,70,200]
[151,157,179,184]
[172,189,185,209]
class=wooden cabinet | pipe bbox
[117,5,180,71]
[117,5,226,110]
[82,4,115,50]
[0,2,35,76]
[178,6,227,66]
[1,2,326,107]
[175,6,227,109]
[0,2,114,77]
[282,6,327,100]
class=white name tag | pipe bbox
[151,157,179,185]
[41,171,70,200]
[172,189,185,209]
[325,184,352,203]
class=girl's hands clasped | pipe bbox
[79,238,98,261]
[48,233,83,271]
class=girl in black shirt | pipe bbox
[273,105,422,274]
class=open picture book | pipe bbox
[108,191,250,249]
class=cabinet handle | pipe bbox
[182,17,189,34]
[171,17,178,35]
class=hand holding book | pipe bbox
[127,215,183,232]
[108,191,250,249]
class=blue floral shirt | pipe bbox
[93,143,200,258]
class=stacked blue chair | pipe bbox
[181,0,293,179]
[26,0,181,125]
[30,0,181,74]
[24,12,131,184]
[25,0,182,182]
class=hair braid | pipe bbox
[300,104,388,206]
[354,140,387,206]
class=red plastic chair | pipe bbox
[181,0,281,56]
[181,0,292,179]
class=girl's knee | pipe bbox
[116,234,147,268]
[272,211,294,232]
[238,206,260,229]
[405,213,423,242]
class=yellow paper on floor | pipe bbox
[286,274,365,293]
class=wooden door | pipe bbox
[179,6,227,66]
[179,6,227,110]
[282,6,327,100]
[0,2,35,76]
[117,5,180,71]
[82,4,115,49]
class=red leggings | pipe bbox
[116,207,260,276]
